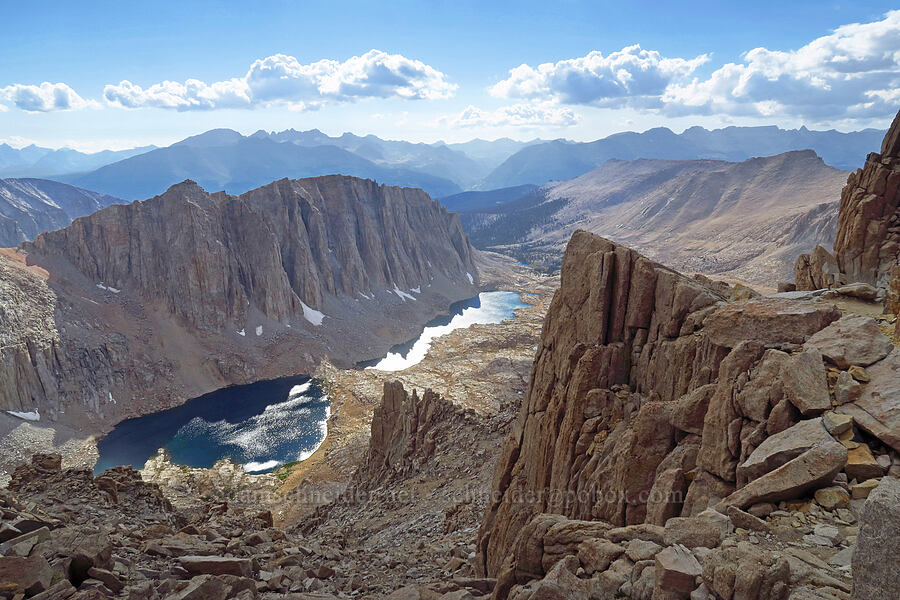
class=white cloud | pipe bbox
[491,44,709,108]
[661,10,900,120]
[491,11,900,123]
[104,50,456,111]
[0,82,98,112]
[441,102,579,128]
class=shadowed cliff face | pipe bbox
[0,175,479,431]
[22,175,476,331]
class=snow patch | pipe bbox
[466,272,474,284]
[411,286,421,294]
[237,329,246,337]
[96,283,121,294]
[393,284,416,301]
[369,291,527,372]
[243,460,279,473]
[300,301,325,326]
[255,325,263,336]
[6,409,40,422]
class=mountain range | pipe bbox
[0,143,156,178]
[459,150,850,284]
[479,125,884,189]
[1,124,885,205]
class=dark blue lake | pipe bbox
[94,376,329,474]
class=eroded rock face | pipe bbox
[795,108,900,293]
[476,231,841,585]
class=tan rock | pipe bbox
[738,418,833,483]
[851,478,882,499]
[576,539,623,575]
[813,486,850,510]
[834,282,879,300]
[845,444,884,482]
[664,509,733,549]
[721,440,847,509]
[804,315,893,369]
[700,541,790,600]
[848,365,870,382]
[822,412,853,436]
[837,351,900,452]
[654,544,702,597]
[783,348,832,415]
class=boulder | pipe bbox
[821,413,853,436]
[852,477,900,599]
[737,419,833,483]
[850,478,881,500]
[724,506,769,532]
[813,486,850,510]
[804,315,893,369]
[700,541,790,600]
[178,555,253,577]
[576,539,624,575]
[664,509,733,549]
[721,440,847,509]
[834,283,879,300]
[844,445,884,482]
[0,555,53,595]
[655,545,702,598]
[783,349,831,416]
[837,351,900,452]
[834,372,862,406]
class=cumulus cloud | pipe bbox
[662,10,900,120]
[491,11,900,123]
[441,102,579,128]
[491,45,709,108]
[104,50,456,111]
[0,82,98,112]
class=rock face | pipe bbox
[362,381,472,486]
[23,176,476,330]
[795,108,900,294]
[852,477,900,600]
[476,231,845,586]
[0,175,480,431]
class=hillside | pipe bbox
[464,151,849,283]
[0,178,122,246]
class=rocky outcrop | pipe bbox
[361,381,470,486]
[795,108,900,294]
[476,230,900,599]
[852,477,900,599]
[0,175,480,431]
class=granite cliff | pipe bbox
[474,230,899,600]
[795,108,900,302]
[0,175,480,432]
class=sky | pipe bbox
[2,0,900,152]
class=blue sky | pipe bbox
[2,1,899,151]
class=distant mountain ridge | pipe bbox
[0,143,156,178]
[462,150,850,284]
[481,125,885,189]
[0,178,122,247]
